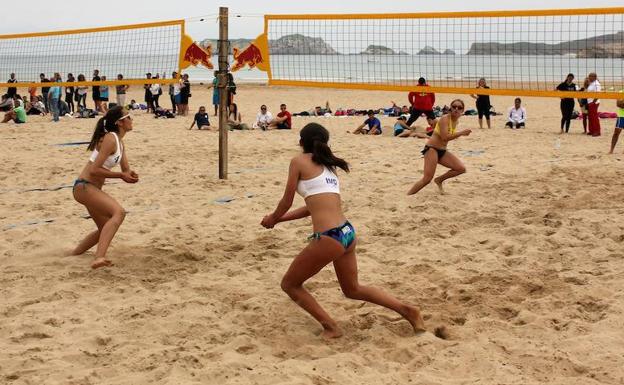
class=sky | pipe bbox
[2,0,623,39]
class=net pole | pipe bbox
[218,7,229,179]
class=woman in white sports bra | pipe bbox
[71,106,139,269]
[262,123,425,338]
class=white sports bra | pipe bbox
[297,166,340,198]
[89,132,123,170]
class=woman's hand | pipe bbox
[261,214,277,229]
[461,129,472,137]
[121,171,139,183]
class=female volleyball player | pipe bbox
[408,99,471,195]
[71,106,138,268]
[261,123,425,338]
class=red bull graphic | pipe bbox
[180,34,213,70]
[231,33,269,73]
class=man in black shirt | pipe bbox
[7,73,17,98]
[40,73,50,111]
[92,69,101,111]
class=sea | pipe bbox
[2,54,622,88]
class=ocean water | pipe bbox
[2,54,622,88]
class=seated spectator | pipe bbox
[228,103,250,130]
[269,103,292,129]
[2,103,27,124]
[352,110,382,135]
[505,98,527,129]
[189,106,211,130]
[392,116,429,138]
[26,100,46,116]
[253,104,273,130]
[0,94,14,111]
[128,99,141,110]
[28,86,38,103]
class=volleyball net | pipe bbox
[0,19,214,89]
[254,8,624,99]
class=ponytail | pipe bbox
[87,105,125,151]
[300,123,349,173]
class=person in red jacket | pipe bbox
[407,77,436,128]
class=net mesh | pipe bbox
[266,10,624,96]
[0,21,183,86]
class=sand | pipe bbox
[1,84,623,385]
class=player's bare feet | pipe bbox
[403,305,426,333]
[91,257,112,269]
[320,323,343,339]
[433,177,445,195]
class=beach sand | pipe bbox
[1,85,623,384]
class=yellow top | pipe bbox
[434,116,457,136]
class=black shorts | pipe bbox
[411,109,436,120]
[276,122,291,130]
[505,122,525,128]
[477,104,491,119]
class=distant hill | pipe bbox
[200,35,337,55]
[467,31,624,58]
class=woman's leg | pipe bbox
[73,185,126,268]
[407,148,438,195]
[610,128,622,154]
[281,237,346,338]
[333,246,425,333]
[485,117,491,129]
[433,152,466,194]
[71,204,109,255]
[477,117,484,129]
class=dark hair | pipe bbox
[229,102,238,117]
[515,97,522,103]
[87,106,126,151]
[367,109,374,115]
[77,74,85,81]
[299,123,349,173]
[280,103,286,107]
[418,77,426,85]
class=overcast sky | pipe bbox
[2,0,623,39]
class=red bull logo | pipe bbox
[230,33,269,73]
[232,44,264,71]
[183,42,213,69]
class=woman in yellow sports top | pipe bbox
[261,123,425,338]
[408,99,471,195]
[71,106,139,269]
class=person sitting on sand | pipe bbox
[268,103,292,130]
[1,101,27,124]
[261,122,425,338]
[25,99,46,116]
[254,105,273,130]
[351,110,382,135]
[227,103,250,130]
[408,99,471,195]
[505,98,526,129]
[393,116,429,138]
[189,106,211,130]
[70,106,139,269]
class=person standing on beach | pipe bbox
[70,106,138,269]
[408,99,471,195]
[76,74,88,111]
[407,77,436,129]
[586,72,601,137]
[179,74,191,116]
[609,92,624,154]
[144,72,154,113]
[578,78,590,134]
[7,73,17,99]
[556,73,577,134]
[99,76,109,113]
[150,74,162,110]
[210,71,219,116]
[48,73,62,122]
[168,71,179,114]
[92,69,101,112]
[261,122,425,338]
[40,73,50,112]
[116,74,129,108]
[470,78,492,129]
[65,73,75,115]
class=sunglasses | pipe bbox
[451,105,464,110]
